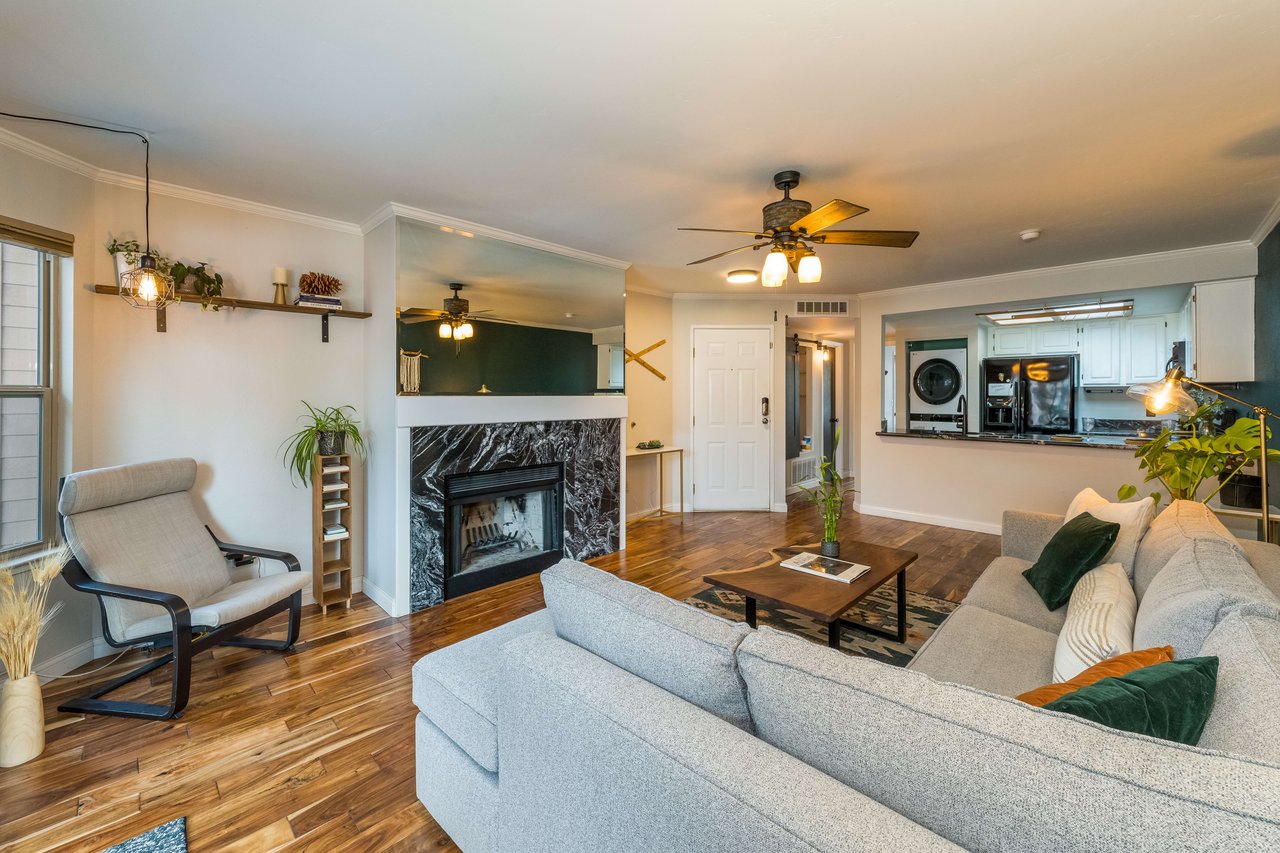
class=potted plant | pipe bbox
[107,237,171,285]
[800,428,852,557]
[0,544,70,767]
[170,261,225,311]
[1118,404,1280,507]
[281,402,367,485]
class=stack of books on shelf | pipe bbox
[294,293,342,310]
[323,523,349,542]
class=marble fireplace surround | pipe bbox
[398,396,626,612]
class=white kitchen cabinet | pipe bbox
[1034,324,1080,354]
[1191,278,1255,382]
[1079,321,1122,386]
[597,344,624,389]
[1125,316,1169,384]
[988,326,1035,356]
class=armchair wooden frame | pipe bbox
[57,517,303,721]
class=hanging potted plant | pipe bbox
[800,428,853,557]
[281,402,367,485]
[0,544,71,768]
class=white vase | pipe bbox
[0,675,45,767]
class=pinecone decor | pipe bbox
[298,271,343,296]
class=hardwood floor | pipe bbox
[0,502,998,852]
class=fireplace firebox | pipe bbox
[442,462,565,599]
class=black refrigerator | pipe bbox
[980,356,1078,435]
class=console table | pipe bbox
[626,446,684,520]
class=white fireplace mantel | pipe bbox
[396,394,627,428]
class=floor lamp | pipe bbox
[1127,367,1275,544]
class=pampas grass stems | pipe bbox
[0,544,70,681]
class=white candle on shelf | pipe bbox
[272,267,288,284]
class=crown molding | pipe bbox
[856,240,1257,302]
[95,168,362,235]
[369,201,632,270]
[1252,195,1280,246]
[622,283,673,298]
[0,126,99,179]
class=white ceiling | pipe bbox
[2,2,1279,295]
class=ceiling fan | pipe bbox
[397,283,516,353]
[679,170,919,286]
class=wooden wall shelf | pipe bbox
[91,284,372,340]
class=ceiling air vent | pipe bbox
[794,300,849,317]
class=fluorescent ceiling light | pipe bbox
[979,300,1133,326]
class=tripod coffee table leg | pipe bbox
[827,620,840,649]
[745,596,757,628]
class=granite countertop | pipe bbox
[875,431,1146,450]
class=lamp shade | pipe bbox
[438,321,453,339]
[761,249,788,287]
[1126,368,1198,416]
[118,254,175,309]
[797,253,822,284]
[459,322,474,339]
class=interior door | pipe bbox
[822,350,836,472]
[693,327,772,511]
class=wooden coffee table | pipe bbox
[703,539,918,648]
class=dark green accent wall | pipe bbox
[398,319,598,395]
[1243,220,1280,504]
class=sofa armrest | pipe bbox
[497,632,959,853]
[1001,510,1064,561]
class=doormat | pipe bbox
[101,817,187,853]
[686,585,956,667]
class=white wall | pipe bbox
[855,242,1259,532]
[622,287,673,516]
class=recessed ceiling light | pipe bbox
[726,269,758,284]
[1019,229,1042,242]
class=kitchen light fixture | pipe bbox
[979,300,1133,326]
[1127,367,1277,543]
[797,253,822,284]
[0,110,174,310]
[761,250,788,287]
[726,269,758,284]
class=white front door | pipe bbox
[692,327,772,511]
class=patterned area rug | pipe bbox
[101,818,187,853]
[686,584,957,666]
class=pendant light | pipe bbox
[761,249,788,287]
[797,253,822,284]
[0,111,173,309]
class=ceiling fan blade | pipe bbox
[810,230,919,248]
[399,316,435,325]
[678,227,770,238]
[399,307,447,317]
[685,242,768,265]
[790,200,869,235]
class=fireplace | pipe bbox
[442,462,565,599]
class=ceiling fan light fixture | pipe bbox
[797,253,822,284]
[726,269,758,284]
[460,322,474,339]
[438,321,453,339]
[761,249,788,287]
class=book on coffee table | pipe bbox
[779,552,871,583]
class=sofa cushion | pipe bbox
[1133,500,1237,600]
[962,555,1068,634]
[907,603,1056,697]
[1133,538,1280,658]
[1018,645,1174,707]
[411,609,554,772]
[738,626,1280,852]
[1238,538,1280,598]
[1065,488,1157,578]
[1197,607,1280,764]
[1042,656,1219,746]
[541,559,753,730]
[1022,512,1120,610]
[1053,562,1136,681]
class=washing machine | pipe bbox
[907,342,967,433]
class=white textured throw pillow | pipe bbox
[1065,487,1157,578]
[1052,562,1137,681]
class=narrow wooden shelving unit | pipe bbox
[91,284,371,340]
[312,452,356,614]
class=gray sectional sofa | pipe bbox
[412,500,1280,852]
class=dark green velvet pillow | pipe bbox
[1042,657,1219,746]
[1022,512,1121,610]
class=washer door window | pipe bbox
[913,358,962,405]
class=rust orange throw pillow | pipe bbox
[1017,646,1175,707]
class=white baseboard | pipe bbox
[854,503,1002,535]
[625,501,684,522]
[362,577,396,617]
[771,502,789,513]
[34,639,99,682]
